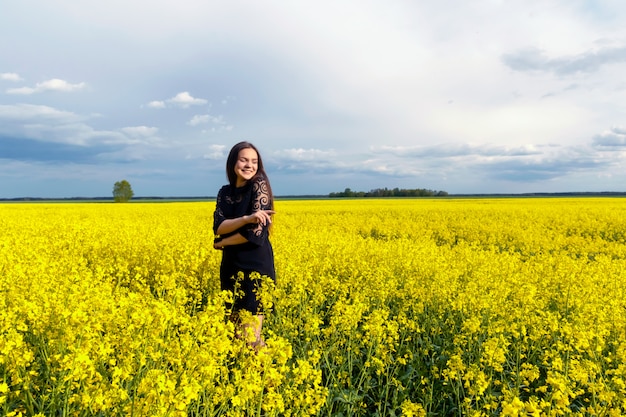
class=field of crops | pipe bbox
[1,198,626,416]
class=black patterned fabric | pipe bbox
[213,176,275,313]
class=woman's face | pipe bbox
[234,147,258,187]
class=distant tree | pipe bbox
[329,186,448,198]
[113,180,134,203]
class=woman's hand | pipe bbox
[245,210,275,226]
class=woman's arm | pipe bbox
[214,232,248,249]
[215,210,274,235]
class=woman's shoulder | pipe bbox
[251,176,270,192]
[216,184,233,198]
[251,175,269,186]
[250,175,267,184]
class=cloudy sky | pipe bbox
[2,0,626,198]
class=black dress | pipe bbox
[213,176,275,314]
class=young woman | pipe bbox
[213,141,275,350]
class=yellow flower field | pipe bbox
[1,198,626,416]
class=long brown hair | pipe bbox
[226,141,274,209]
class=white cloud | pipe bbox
[201,125,233,133]
[0,104,129,147]
[269,132,625,187]
[121,126,159,137]
[0,72,23,82]
[373,143,543,159]
[188,114,210,126]
[273,148,335,161]
[593,126,626,148]
[168,91,207,108]
[189,114,232,132]
[202,144,226,160]
[146,92,208,109]
[6,78,86,94]
[0,103,81,121]
[270,148,342,174]
[502,44,626,75]
[147,100,166,109]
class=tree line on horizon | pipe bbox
[329,187,449,198]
